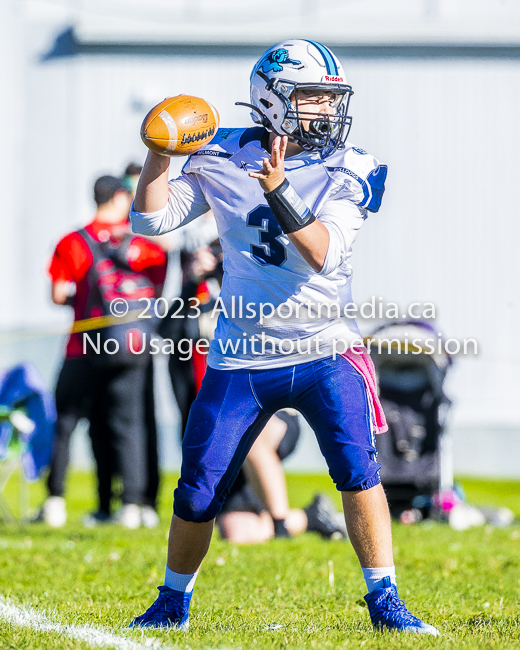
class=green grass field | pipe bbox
[1,472,519,649]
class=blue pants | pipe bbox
[174,356,381,523]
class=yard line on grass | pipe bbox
[0,597,168,650]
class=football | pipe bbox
[140,95,220,156]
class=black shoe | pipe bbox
[304,494,348,540]
[83,510,113,528]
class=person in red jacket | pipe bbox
[41,175,167,528]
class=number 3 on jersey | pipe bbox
[246,206,287,267]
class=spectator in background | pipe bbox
[121,162,142,198]
[39,175,167,528]
[159,238,221,434]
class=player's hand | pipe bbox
[249,136,288,193]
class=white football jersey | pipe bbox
[130,127,387,370]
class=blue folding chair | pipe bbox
[0,363,56,522]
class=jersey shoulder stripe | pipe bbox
[182,127,265,174]
[324,144,388,213]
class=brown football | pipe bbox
[140,95,220,156]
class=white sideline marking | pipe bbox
[0,597,166,649]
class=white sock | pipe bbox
[164,566,199,593]
[361,566,397,593]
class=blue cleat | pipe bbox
[364,577,440,635]
[128,586,192,629]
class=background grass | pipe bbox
[0,471,519,649]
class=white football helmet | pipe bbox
[238,39,354,158]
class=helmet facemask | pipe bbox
[278,81,353,158]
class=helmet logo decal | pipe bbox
[260,48,302,73]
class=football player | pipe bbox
[128,40,439,635]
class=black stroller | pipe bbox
[367,321,453,521]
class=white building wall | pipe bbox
[0,0,25,330]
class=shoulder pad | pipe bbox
[182,127,267,174]
[324,145,388,213]
[181,127,247,173]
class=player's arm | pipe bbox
[130,152,210,237]
[133,151,170,213]
[286,221,329,273]
[249,136,330,272]
[51,280,74,306]
[48,237,81,307]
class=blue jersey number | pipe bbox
[246,206,287,267]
